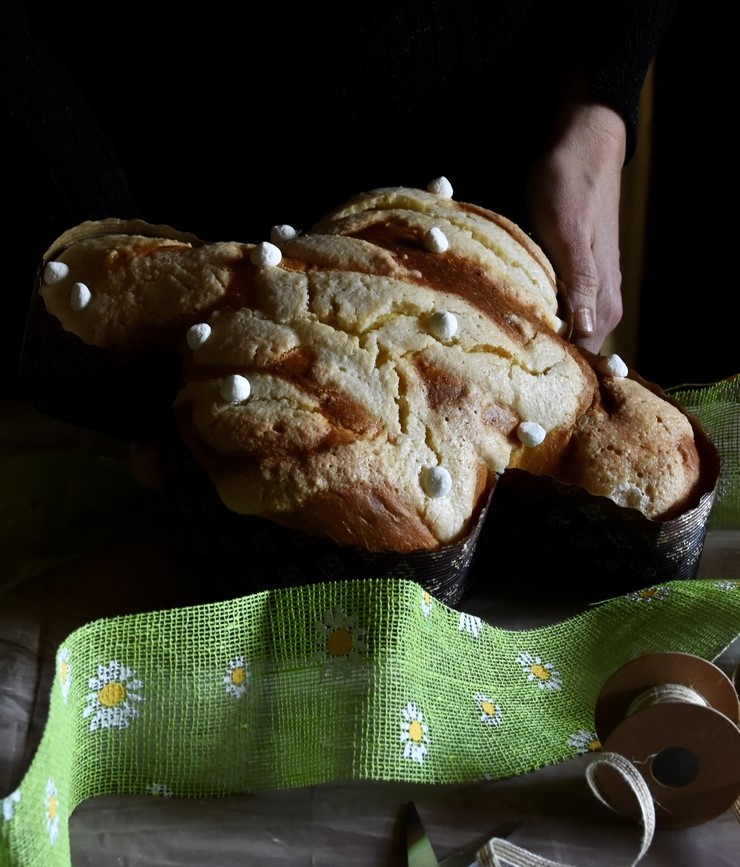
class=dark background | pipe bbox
[635,2,736,386]
[3,1,735,399]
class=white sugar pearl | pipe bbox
[423,226,449,253]
[428,310,458,340]
[426,176,454,198]
[555,316,570,337]
[270,224,297,244]
[422,466,452,498]
[598,353,629,378]
[186,322,212,350]
[517,421,546,447]
[43,261,69,284]
[249,241,282,267]
[219,374,251,404]
[70,282,91,311]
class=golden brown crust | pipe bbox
[557,377,703,520]
[36,185,705,550]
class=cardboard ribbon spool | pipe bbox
[593,652,740,829]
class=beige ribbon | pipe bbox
[475,752,655,867]
[477,673,740,865]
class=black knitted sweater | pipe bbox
[2,0,678,394]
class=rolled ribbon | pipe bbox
[593,652,740,828]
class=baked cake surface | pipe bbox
[36,181,704,552]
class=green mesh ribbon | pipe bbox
[1,376,739,867]
[668,374,740,530]
[1,578,740,867]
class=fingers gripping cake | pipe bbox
[29,180,714,590]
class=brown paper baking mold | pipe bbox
[470,411,720,600]
[163,408,719,609]
[162,439,487,607]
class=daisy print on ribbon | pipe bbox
[1,789,20,822]
[57,646,72,704]
[474,692,503,727]
[315,606,367,661]
[715,580,740,591]
[568,729,602,754]
[223,656,250,698]
[517,651,562,691]
[400,701,429,765]
[458,613,483,639]
[147,783,174,798]
[420,589,434,617]
[626,585,671,603]
[45,779,60,845]
[83,660,144,731]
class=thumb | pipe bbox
[553,249,601,348]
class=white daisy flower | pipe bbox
[1,789,20,822]
[568,729,602,754]
[45,779,60,845]
[626,585,671,603]
[57,646,72,704]
[420,589,434,617]
[315,606,367,660]
[474,692,503,727]
[82,660,144,731]
[458,613,483,639]
[517,651,562,691]
[715,580,740,591]
[223,656,250,698]
[400,701,429,765]
[146,783,174,798]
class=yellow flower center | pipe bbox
[47,795,57,820]
[98,681,125,708]
[231,666,246,685]
[481,700,495,716]
[589,739,602,752]
[530,664,550,681]
[327,627,353,657]
[60,660,69,683]
[408,719,424,743]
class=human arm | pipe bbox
[525,0,678,353]
[526,75,626,353]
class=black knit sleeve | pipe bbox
[569,0,680,160]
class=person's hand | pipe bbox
[526,98,627,354]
